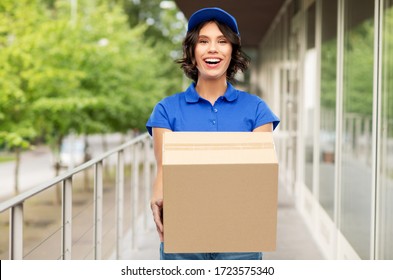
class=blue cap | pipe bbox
[187,7,240,36]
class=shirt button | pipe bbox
[212,120,216,125]
[214,108,218,113]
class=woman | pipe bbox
[146,7,280,260]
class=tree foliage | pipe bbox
[0,0,185,152]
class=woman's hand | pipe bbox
[151,198,164,242]
[151,127,171,242]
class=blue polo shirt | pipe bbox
[146,83,280,136]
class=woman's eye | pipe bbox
[199,40,208,44]
[218,40,227,44]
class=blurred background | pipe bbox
[0,0,190,260]
[0,0,186,197]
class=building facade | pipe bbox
[174,0,392,259]
[257,0,392,259]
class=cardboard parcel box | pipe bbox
[162,132,278,253]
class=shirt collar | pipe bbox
[185,82,239,103]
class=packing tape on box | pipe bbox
[164,142,274,150]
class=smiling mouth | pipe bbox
[205,58,221,65]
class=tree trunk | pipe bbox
[14,147,21,195]
[102,134,109,176]
[83,135,91,192]
[54,136,63,205]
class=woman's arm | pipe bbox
[253,122,273,132]
[151,127,172,242]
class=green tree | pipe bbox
[120,0,186,94]
[1,0,185,196]
[0,0,45,193]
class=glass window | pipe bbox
[378,0,393,260]
[341,0,374,259]
[319,0,338,219]
[304,3,316,191]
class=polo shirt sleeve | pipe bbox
[146,102,172,136]
[255,100,280,131]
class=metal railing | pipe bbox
[0,132,154,260]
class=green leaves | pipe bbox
[0,129,35,150]
[0,0,184,151]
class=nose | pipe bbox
[208,42,218,53]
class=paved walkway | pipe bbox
[121,183,325,260]
[264,184,325,260]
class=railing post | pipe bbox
[116,151,124,259]
[93,161,103,260]
[143,139,152,231]
[131,143,139,250]
[61,177,73,260]
[9,203,24,260]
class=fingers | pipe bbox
[156,225,164,242]
[151,199,164,242]
[153,206,163,232]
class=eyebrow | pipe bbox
[198,34,227,39]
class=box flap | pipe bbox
[163,132,278,165]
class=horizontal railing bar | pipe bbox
[0,132,150,213]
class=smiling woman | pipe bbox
[177,10,248,86]
[145,7,280,260]
[194,22,233,100]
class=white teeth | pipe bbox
[205,59,220,63]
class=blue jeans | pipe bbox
[160,243,263,260]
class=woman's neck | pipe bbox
[195,78,228,105]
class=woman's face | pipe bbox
[194,21,233,82]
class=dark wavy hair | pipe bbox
[176,20,250,83]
